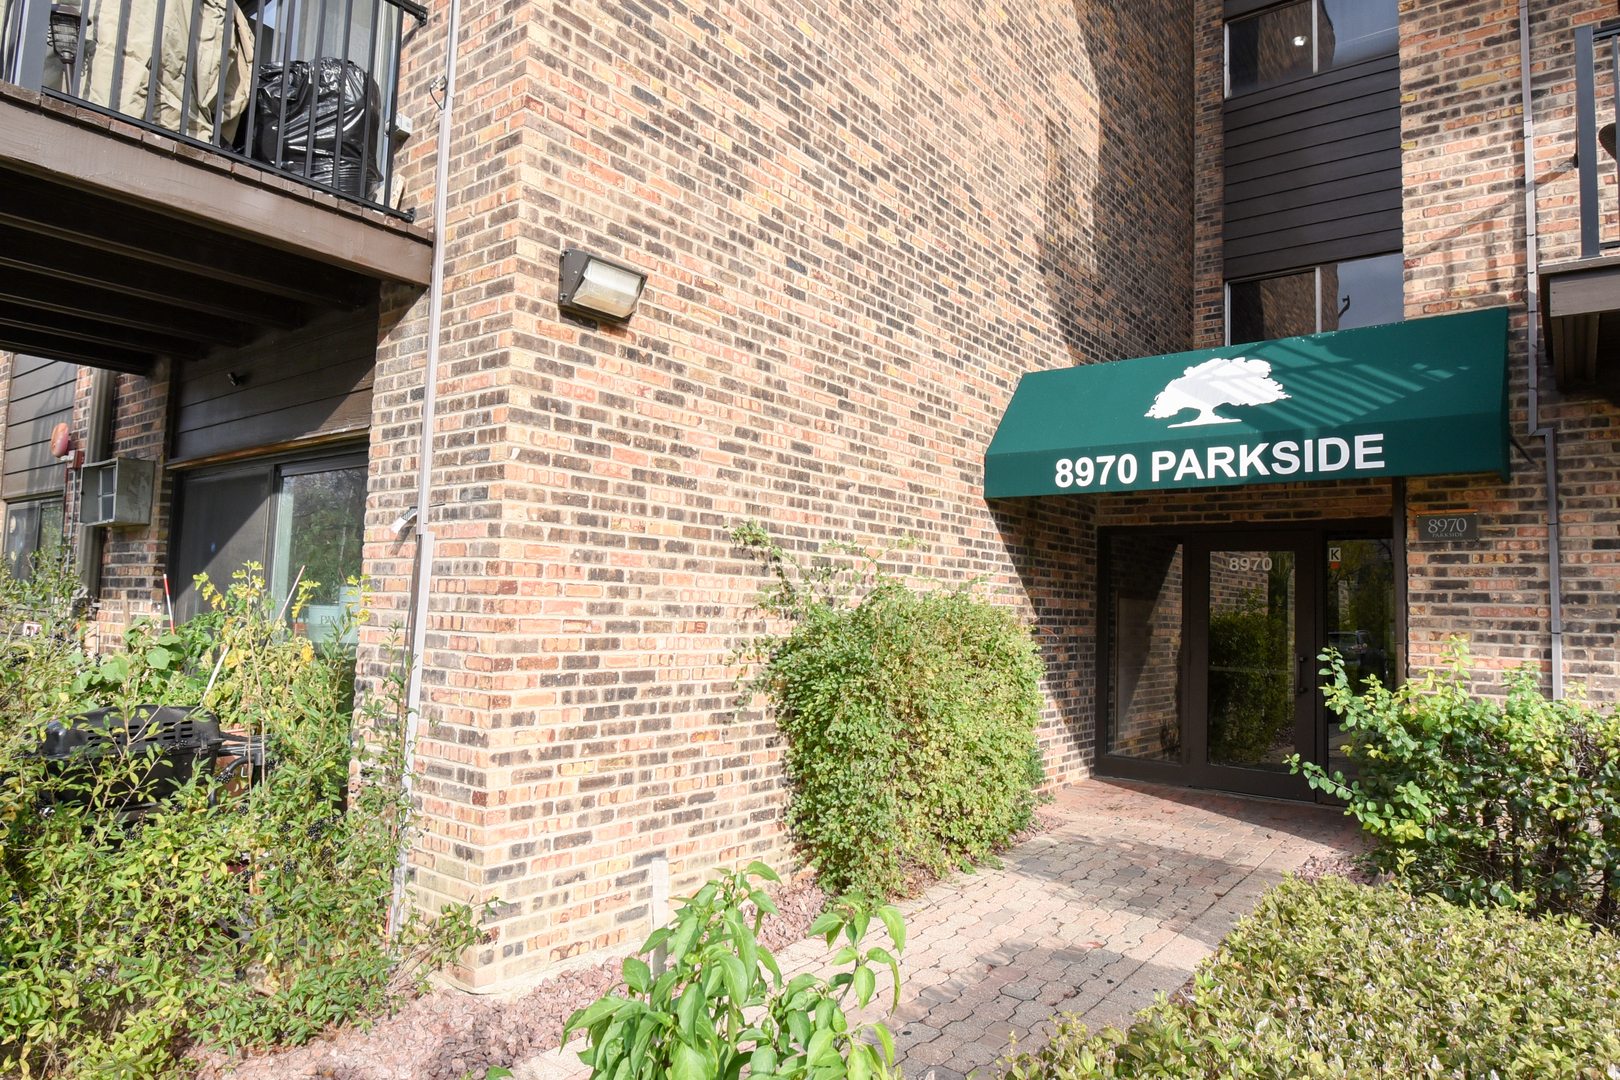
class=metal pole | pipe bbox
[1520,0,1564,700]
[388,0,459,934]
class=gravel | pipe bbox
[189,878,827,1080]
[1294,850,1380,886]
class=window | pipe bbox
[1226,0,1398,97]
[3,497,64,580]
[1227,252,1403,345]
[1318,0,1399,69]
[1227,1,1314,96]
[171,448,367,641]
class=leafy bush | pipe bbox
[565,862,907,1080]
[1000,876,1620,1080]
[731,523,1046,899]
[1292,643,1620,925]
[0,557,481,1078]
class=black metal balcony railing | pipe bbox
[0,0,424,218]
[1575,20,1620,259]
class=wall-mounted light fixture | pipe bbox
[558,247,648,322]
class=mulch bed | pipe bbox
[189,877,827,1080]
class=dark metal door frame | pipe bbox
[1096,518,1393,802]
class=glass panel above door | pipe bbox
[1207,549,1297,772]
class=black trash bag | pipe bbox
[251,57,383,199]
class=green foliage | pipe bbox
[0,555,482,1078]
[564,863,907,1080]
[999,876,1620,1080]
[1291,642,1620,925]
[1205,592,1292,765]
[730,522,1046,898]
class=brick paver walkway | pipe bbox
[523,778,1360,1080]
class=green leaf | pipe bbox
[746,860,782,883]
[847,1043,871,1080]
[807,912,844,943]
[564,997,628,1042]
[806,1028,836,1066]
[622,956,652,995]
[672,1041,707,1080]
[876,907,906,954]
[670,918,700,964]
[676,983,705,1037]
[852,965,876,1007]
[872,1023,895,1064]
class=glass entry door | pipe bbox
[1186,535,1317,798]
[1103,528,1326,800]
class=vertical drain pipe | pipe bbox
[389,0,462,934]
[1518,0,1565,700]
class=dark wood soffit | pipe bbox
[0,91,432,287]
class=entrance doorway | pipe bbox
[1097,522,1397,801]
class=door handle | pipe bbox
[1297,654,1308,695]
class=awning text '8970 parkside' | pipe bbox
[983,308,1510,499]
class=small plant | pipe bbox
[564,862,907,1080]
[731,522,1046,898]
[1291,641,1620,925]
[0,556,483,1078]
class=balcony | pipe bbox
[1541,19,1620,402]
[0,0,430,372]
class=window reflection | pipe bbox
[1107,535,1184,763]
[1227,0,1398,97]
[271,465,367,642]
[1228,270,1316,345]
[1318,0,1399,70]
[1227,1,1314,96]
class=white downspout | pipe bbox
[1518,0,1565,700]
[389,0,461,933]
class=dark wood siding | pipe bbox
[1223,52,1402,280]
[3,357,77,499]
[172,298,379,464]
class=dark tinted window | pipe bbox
[1321,253,1404,332]
[1227,1,1314,96]
[3,498,63,581]
[1318,0,1398,70]
[1228,0,1398,97]
[1228,270,1316,344]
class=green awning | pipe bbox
[984,308,1510,498]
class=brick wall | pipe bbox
[1186,0,1620,697]
[368,0,1198,989]
[1192,0,1226,349]
[93,366,175,644]
[1401,0,1620,695]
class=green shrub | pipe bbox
[1001,877,1620,1080]
[0,557,481,1078]
[565,862,907,1080]
[732,523,1045,899]
[1291,642,1620,925]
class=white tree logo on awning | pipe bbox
[1145,356,1290,428]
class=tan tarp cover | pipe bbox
[77,0,253,140]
